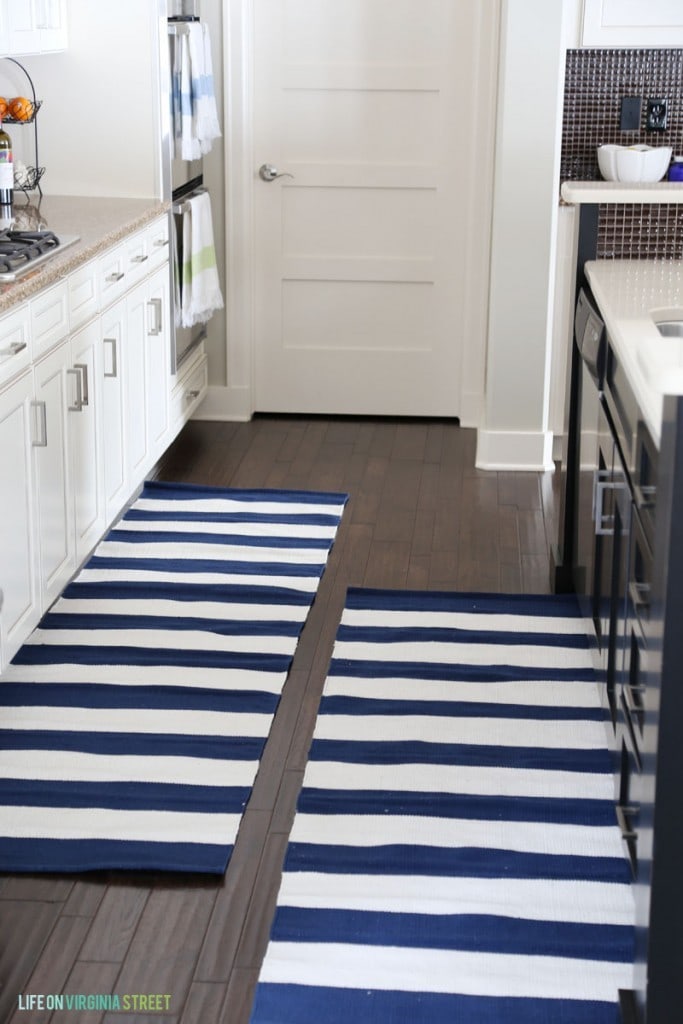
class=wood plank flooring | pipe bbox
[0,417,559,1024]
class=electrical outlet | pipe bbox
[620,96,642,132]
[646,97,668,131]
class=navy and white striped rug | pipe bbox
[250,589,635,1024]
[0,481,347,874]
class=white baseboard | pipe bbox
[192,385,253,422]
[475,428,555,471]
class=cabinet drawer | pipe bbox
[68,260,99,331]
[171,353,207,427]
[0,304,30,388]
[122,229,152,288]
[98,244,128,307]
[30,281,69,358]
[145,216,171,272]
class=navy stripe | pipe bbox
[105,528,332,550]
[0,683,280,715]
[270,906,634,963]
[308,739,613,774]
[0,836,230,874]
[0,730,265,760]
[284,843,632,884]
[0,779,251,813]
[141,479,348,506]
[328,658,597,683]
[126,508,342,527]
[63,579,315,603]
[344,587,582,618]
[38,612,302,638]
[76,558,323,581]
[319,695,603,722]
[12,646,290,673]
[336,624,589,649]
[250,985,621,1024]
[295,789,618,826]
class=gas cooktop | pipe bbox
[0,229,80,282]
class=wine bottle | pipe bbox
[0,119,13,207]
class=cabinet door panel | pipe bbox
[126,283,149,487]
[0,372,38,668]
[582,0,683,45]
[101,300,127,521]
[33,341,73,607]
[70,319,103,562]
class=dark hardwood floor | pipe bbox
[0,417,560,1024]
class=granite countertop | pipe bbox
[561,181,683,205]
[0,194,170,313]
[584,259,683,446]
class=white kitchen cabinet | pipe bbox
[582,0,683,46]
[0,370,39,667]
[70,318,103,563]
[32,338,73,609]
[100,298,128,523]
[3,0,67,55]
[144,266,171,467]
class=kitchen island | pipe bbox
[559,248,683,1024]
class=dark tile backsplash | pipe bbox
[561,48,683,259]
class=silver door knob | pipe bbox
[259,163,294,182]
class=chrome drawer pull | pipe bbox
[73,363,89,406]
[147,297,163,336]
[67,367,83,412]
[153,238,169,247]
[30,400,47,447]
[106,271,125,283]
[131,254,149,264]
[0,340,27,357]
[635,483,656,511]
[628,580,650,610]
[185,388,201,401]
[103,337,118,379]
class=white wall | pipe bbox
[475,0,571,471]
[14,0,161,198]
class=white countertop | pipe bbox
[584,259,683,446]
[562,181,683,205]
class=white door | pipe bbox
[252,0,498,416]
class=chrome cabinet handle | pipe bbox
[634,483,656,511]
[73,362,89,406]
[592,469,624,536]
[30,400,47,447]
[67,367,83,412]
[103,337,118,379]
[106,271,125,283]
[259,163,294,182]
[185,388,201,402]
[147,297,163,336]
[153,237,169,248]
[131,254,149,264]
[0,340,27,357]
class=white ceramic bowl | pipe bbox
[597,144,672,183]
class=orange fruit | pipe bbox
[8,97,33,121]
[0,98,8,119]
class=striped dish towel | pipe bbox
[178,191,224,329]
[171,22,221,160]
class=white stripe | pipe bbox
[3,706,273,737]
[259,942,633,1001]
[0,805,241,845]
[134,497,345,517]
[313,714,607,750]
[0,749,259,786]
[302,762,614,801]
[117,518,337,540]
[325,675,601,708]
[97,540,326,565]
[332,640,591,669]
[341,607,585,636]
[75,568,318,591]
[288,813,624,859]
[0,663,286,693]
[26,627,297,656]
[53,598,309,622]
[277,872,635,925]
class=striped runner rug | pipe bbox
[0,480,347,874]
[250,588,635,1024]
